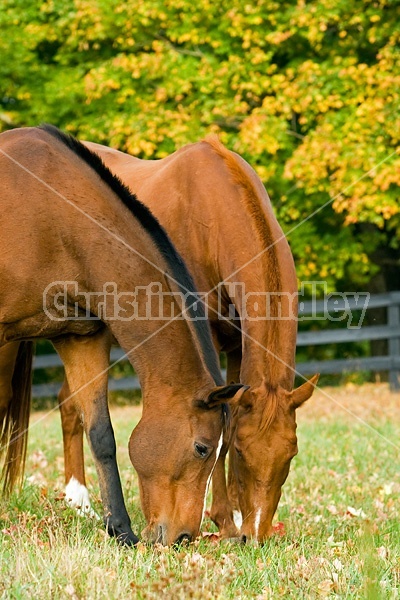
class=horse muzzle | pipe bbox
[141,522,193,546]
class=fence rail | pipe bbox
[297,291,400,390]
[32,290,400,398]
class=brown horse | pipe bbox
[85,138,319,541]
[57,137,318,541]
[0,125,246,545]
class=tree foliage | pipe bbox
[1,0,399,292]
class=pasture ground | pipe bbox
[0,383,399,599]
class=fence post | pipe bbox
[388,292,400,392]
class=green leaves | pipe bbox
[1,0,399,289]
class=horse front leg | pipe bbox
[53,331,138,545]
[210,347,242,539]
[209,444,239,539]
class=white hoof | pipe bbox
[65,477,99,519]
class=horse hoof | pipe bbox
[116,530,140,546]
[106,522,139,546]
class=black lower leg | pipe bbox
[88,418,139,545]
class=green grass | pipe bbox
[0,385,399,599]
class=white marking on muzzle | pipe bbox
[201,433,223,526]
[233,510,243,529]
[65,476,99,519]
[254,508,262,539]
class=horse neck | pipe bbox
[199,138,298,391]
[228,248,298,392]
[112,315,211,401]
[240,301,297,392]
[80,218,215,399]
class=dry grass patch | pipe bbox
[0,383,399,598]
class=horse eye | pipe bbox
[234,445,244,459]
[194,442,210,459]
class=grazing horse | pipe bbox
[0,125,245,545]
[45,138,317,542]
[81,138,319,542]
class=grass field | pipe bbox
[0,383,399,599]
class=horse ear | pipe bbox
[290,374,319,408]
[206,384,250,408]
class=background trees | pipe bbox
[2,0,399,295]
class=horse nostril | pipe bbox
[175,532,192,546]
[241,534,247,544]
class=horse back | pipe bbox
[83,138,296,295]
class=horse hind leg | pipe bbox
[58,379,98,518]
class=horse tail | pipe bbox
[0,341,34,495]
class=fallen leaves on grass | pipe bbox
[1,525,19,536]
[376,546,388,559]
[26,472,47,487]
[272,521,286,536]
[332,558,343,571]
[30,450,48,470]
[64,584,79,600]
[346,506,367,519]
[317,579,336,596]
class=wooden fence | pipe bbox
[32,290,400,398]
[296,290,400,391]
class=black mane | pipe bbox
[39,124,223,386]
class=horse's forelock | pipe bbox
[259,386,280,433]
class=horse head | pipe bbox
[128,383,248,545]
[230,374,319,542]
